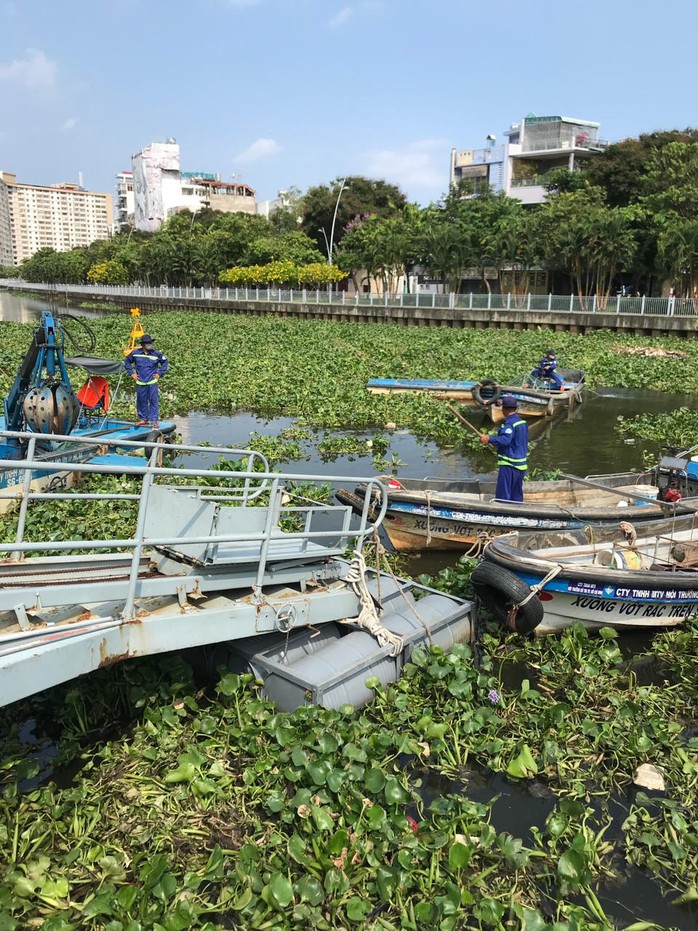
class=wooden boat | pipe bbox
[366,370,585,422]
[336,470,698,554]
[472,513,698,635]
[475,369,586,423]
[367,377,479,402]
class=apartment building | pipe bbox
[130,139,256,232]
[0,171,113,265]
[450,113,607,205]
[0,177,12,266]
[115,170,135,230]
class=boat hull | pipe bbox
[337,475,674,554]
[0,419,176,514]
[499,567,698,635]
[477,513,698,635]
[366,377,477,402]
[380,502,576,552]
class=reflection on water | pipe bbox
[0,288,99,322]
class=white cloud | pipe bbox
[0,48,57,91]
[62,116,78,131]
[234,138,280,164]
[364,139,446,188]
[329,6,353,27]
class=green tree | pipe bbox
[583,129,698,207]
[657,220,698,296]
[87,259,129,285]
[300,176,408,257]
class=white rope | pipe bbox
[517,564,562,607]
[425,490,433,547]
[343,550,404,656]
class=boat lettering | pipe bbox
[568,581,606,597]
[402,505,563,529]
[641,604,666,618]
[413,519,474,537]
[669,604,698,618]
[613,587,698,601]
[570,596,617,612]
[618,602,643,616]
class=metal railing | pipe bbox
[0,430,388,619]
[1,278,695,318]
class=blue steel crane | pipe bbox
[3,311,80,455]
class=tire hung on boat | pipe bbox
[470,561,544,634]
[472,380,502,409]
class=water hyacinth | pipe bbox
[488,687,501,705]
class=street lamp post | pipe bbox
[327,178,347,266]
[318,228,331,262]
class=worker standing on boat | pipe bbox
[479,395,528,502]
[531,349,564,390]
[124,334,168,428]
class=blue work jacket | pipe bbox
[124,348,169,385]
[489,412,528,471]
[537,356,557,374]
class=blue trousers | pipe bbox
[531,367,563,389]
[495,466,525,502]
[136,382,159,422]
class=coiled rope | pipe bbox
[343,550,404,656]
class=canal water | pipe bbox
[0,287,101,322]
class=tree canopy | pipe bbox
[13,131,698,297]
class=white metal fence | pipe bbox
[1,279,696,317]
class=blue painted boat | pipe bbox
[366,371,586,422]
[367,377,478,401]
[336,462,698,553]
[472,511,698,635]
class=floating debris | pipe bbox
[633,762,666,791]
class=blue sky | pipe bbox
[1,0,697,207]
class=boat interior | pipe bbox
[502,515,698,572]
[383,475,664,511]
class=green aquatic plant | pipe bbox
[618,408,698,449]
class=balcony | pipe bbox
[520,138,609,155]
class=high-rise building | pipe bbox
[115,170,135,230]
[0,170,113,265]
[450,113,607,205]
[0,175,13,266]
[131,139,256,232]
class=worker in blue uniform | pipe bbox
[479,394,529,502]
[124,334,169,427]
[530,349,564,390]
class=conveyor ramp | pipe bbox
[0,430,472,709]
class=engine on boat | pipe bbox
[654,452,698,501]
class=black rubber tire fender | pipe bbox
[145,429,165,466]
[471,560,544,633]
[472,380,503,409]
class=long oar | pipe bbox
[445,403,496,453]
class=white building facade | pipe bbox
[450,114,607,205]
[0,171,113,265]
[130,140,256,232]
[115,171,135,230]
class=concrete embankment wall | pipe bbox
[6,286,698,337]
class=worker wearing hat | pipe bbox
[480,394,529,502]
[531,348,564,390]
[124,334,169,428]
